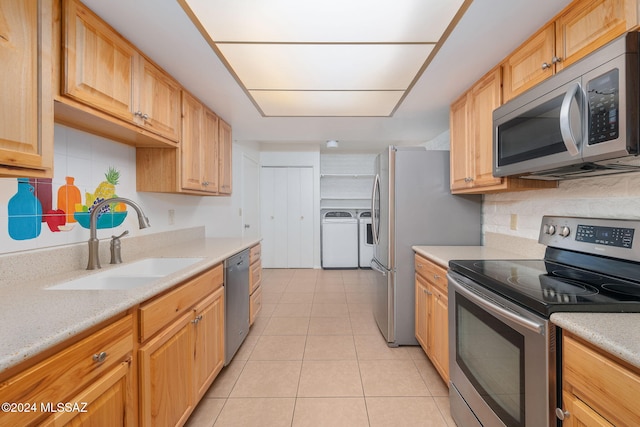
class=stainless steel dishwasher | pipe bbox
[224,248,250,365]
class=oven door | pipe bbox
[448,271,557,427]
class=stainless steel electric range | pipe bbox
[447,216,640,427]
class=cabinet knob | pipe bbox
[433,274,440,280]
[92,351,107,363]
[541,62,552,70]
[552,56,562,64]
[555,408,570,421]
[134,111,150,120]
[424,289,432,295]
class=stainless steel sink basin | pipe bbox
[47,257,204,290]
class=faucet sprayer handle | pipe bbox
[112,230,129,240]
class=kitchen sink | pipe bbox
[47,257,204,291]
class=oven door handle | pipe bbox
[453,277,545,335]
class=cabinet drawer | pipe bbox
[250,285,262,326]
[250,260,262,294]
[250,244,261,264]
[415,254,447,291]
[0,314,133,426]
[139,264,223,342]
[563,333,640,426]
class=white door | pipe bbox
[260,166,314,268]
[242,153,260,239]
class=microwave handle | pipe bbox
[559,82,581,156]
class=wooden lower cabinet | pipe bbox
[414,254,449,384]
[249,243,262,325]
[41,360,133,427]
[194,287,225,401]
[139,311,195,427]
[0,314,134,426]
[138,264,225,426]
[561,332,640,426]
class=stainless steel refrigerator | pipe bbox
[370,147,481,346]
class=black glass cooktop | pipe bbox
[449,256,640,317]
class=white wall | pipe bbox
[0,125,258,256]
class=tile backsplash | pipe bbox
[0,125,245,256]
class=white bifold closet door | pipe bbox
[261,167,314,268]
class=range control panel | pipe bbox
[539,216,640,262]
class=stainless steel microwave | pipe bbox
[493,32,640,180]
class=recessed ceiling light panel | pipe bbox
[180,0,468,117]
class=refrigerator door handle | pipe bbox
[371,173,381,245]
[370,258,387,276]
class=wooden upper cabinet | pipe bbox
[181,91,220,194]
[469,69,503,190]
[202,108,220,193]
[62,0,136,122]
[555,0,637,71]
[218,118,232,195]
[181,90,206,192]
[0,0,54,178]
[60,0,180,144]
[138,58,181,142]
[450,67,557,194]
[449,94,471,192]
[136,91,231,196]
[502,24,556,103]
[503,0,637,102]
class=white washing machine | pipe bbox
[322,210,359,269]
[358,210,373,268]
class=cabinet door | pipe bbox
[202,108,220,193]
[260,167,289,268]
[194,286,225,401]
[41,360,134,427]
[181,91,205,192]
[138,58,181,142]
[287,167,314,268]
[0,0,53,177]
[449,93,472,191]
[502,24,555,102]
[562,391,615,427]
[218,119,233,195]
[62,0,136,123]
[139,311,194,427]
[556,0,635,71]
[415,274,429,351]
[430,285,449,384]
[469,68,503,189]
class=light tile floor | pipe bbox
[185,268,456,427]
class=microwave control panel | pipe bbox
[587,69,619,145]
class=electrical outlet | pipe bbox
[510,214,518,230]
[168,209,175,225]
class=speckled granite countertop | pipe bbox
[412,245,532,268]
[413,245,640,370]
[551,313,640,368]
[0,236,259,373]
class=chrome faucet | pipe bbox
[87,198,150,270]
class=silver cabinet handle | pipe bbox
[552,56,562,64]
[424,289,432,295]
[134,111,150,120]
[93,351,107,363]
[541,62,551,70]
[433,274,440,280]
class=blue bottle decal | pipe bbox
[8,178,43,240]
